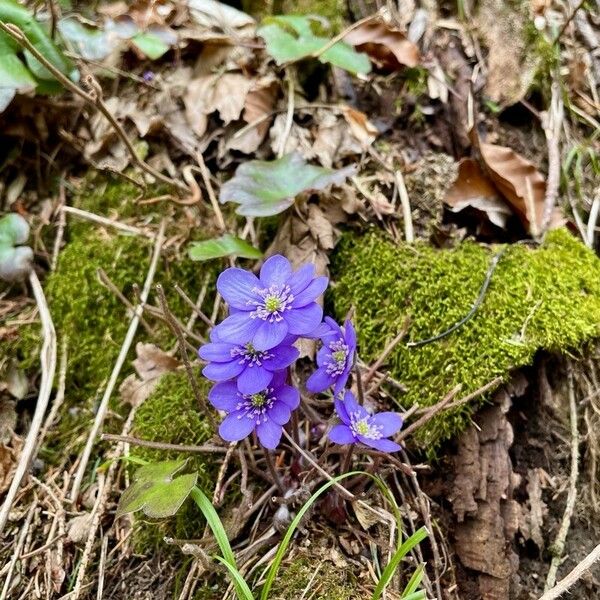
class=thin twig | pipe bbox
[62,205,150,237]
[101,433,227,453]
[407,248,507,348]
[585,191,600,248]
[363,317,411,384]
[310,13,377,59]
[195,152,227,233]
[0,21,188,193]
[0,271,56,534]
[263,448,285,494]
[156,284,218,430]
[69,221,165,502]
[554,0,587,42]
[544,363,579,591]
[277,73,295,158]
[394,170,415,243]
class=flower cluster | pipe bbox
[199,255,403,452]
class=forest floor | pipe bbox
[1,1,600,599]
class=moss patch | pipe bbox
[331,228,600,453]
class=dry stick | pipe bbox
[51,179,67,271]
[156,284,218,431]
[263,448,285,494]
[585,191,600,248]
[0,271,56,534]
[310,13,377,59]
[0,21,188,194]
[213,442,238,505]
[554,0,587,42]
[174,282,214,328]
[62,205,150,237]
[195,152,227,233]
[539,543,600,600]
[541,80,564,233]
[363,317,411,384]
[100,433,227,454]
[277,74,295,158]
[69,221,165,503]
[544,364,579,591]
[394,170,415,243]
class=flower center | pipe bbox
[350,414,383,440]
[248,284,294,322]
[325,339,349,376]
[237,387,276,423]
[230,343,273,367]
[250,392,267,407]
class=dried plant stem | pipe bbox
[363,317,410,384]
[0,271,56,534]
[195,152,227,233]
[394,170,415,243]
[101,433,227,453]
[277,73,295,158]
[310,13,377,59]
[585,191,600,248]
[156,284,218,431]
[263,448,285,494]
[62,205,150,237]
[544,364,579,591]
[0,21,188,193]
[213,442,238,505]
[70,221,165,502]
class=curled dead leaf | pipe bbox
[340,106,378,146]
[344,18,420,71]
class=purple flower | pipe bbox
[214,255,328,351]
[199,329,299,394]
[329,390,403,452]
[306,317,356,395]
[209,371,300,449]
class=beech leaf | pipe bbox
[0,213,33,282]
[258,15,371,75]
[116,459,197,519]
[189,234,262,261]
[219,152,357,217]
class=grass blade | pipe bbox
[402,563,425,596]
[215,556,255,600]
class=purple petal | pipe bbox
[315,345,331,367]
[270,370,288,389]
[277,385,300,410]
[334,395,350,424]
[289,263,315,294]
[342,390,362,415]
[285,303,323,336]
[328,424,356,445]
[332,372,350,395]
[214,313,261,344]
[237,366,273,394]
[256,419,283,449]
[304,321,331,339]
[306,367,335,393]
[208,381,239,411]
[260,255,292,287]
[291,276,328,307]
[262,345,299,371]
[359,436,402,453]
[267,401,291,425]
[198,342,236,362]
[219,411,255,441]
[203,360,245,381]
[345,319,357,350]
[370,413,404,437]
[217,268,261,310]
[253,319,288,351]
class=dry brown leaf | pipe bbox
[477,137,546,234]
[269,114,315,159]
[119,342,180,407]
[67,513,93,544]
[340,106,378,146]
[344,18,420,71]
[445,158,512,228]
[0,435,22,494]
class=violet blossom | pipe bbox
[208,371,300,449]
[329,390,403,452]
[306,317,356,395]
[213,255,328,351]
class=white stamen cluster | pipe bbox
[247,284,294,322]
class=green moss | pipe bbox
[331,228,600,454]
[268,554,359,599]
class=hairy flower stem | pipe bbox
[290,410,300,450]
[341,445,354,476]
[354,363,366,405]
[263,448,285,494]
[156,284,217,431]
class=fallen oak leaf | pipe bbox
[219,152,356,217]
[343,17,420,71]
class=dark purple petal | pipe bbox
[334,395,350,424]
[208,381,239,411]
[291,276,328,307]
[289,263,315,294]
[260,255,292,287]
[237,366,273,394]
[277,384,300,409]
[214,313,261,344]
[262,345,299,371]
[203,360,245,381]
[253,319,288,351]
[306,367,335,393]
[219,411,255,441]
[359,436,401,453]
[370,413,403,437]
[333,372,350,395]
[342,390,365,418]
[345,319,357,350]
[285,303,323,335]
[267,401,291,425]
[256,419,283,448]
[328,424,356,444]
[217,268,261,309]
[198,342,236,362]
[270,370,288,389]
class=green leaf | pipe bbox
[258,15,371,75]
[131,32,169,60]
[220,152,356,217]
[188,234,262,262]
[116,459,198,519]
[0,213,33,282]
[58,17,110,61]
